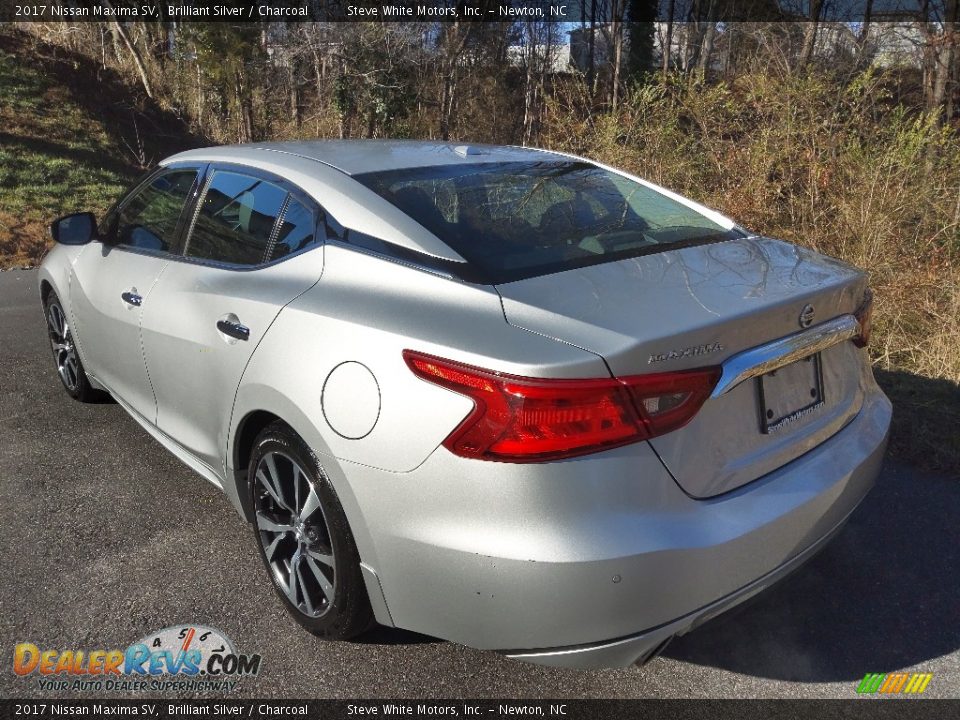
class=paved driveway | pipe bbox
[1,268,957,699]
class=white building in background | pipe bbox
[570,20,927,74]
[569,22,723,74]
[865,23,926,68]
[506,43,573,73]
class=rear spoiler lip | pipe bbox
[711,314,861,398]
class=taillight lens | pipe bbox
[853,288,874,348]
[404,351,719,463]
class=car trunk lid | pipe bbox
[495,236,869,498]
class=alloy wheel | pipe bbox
[46,301,79,392]
[253,451,336,618]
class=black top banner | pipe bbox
[0,0,952,23]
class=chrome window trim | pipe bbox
[263,193,292,263]
[103,164,205,258]
[711,314,862,398]
[177,163,323,272]
[181,169,214,259]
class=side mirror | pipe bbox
[50,212,97,245]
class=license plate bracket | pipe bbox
[757,354,824,434]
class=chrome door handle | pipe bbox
[216,319,250,341]
[121,291,142,307]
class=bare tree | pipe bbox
[917,0,960,125]
[103,3,153,98]
[798,0,826,69]
[612,0,628,109]
[521,20,558,145]
[438,21,473,140]
[662,0,676,75]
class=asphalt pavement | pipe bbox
[1,268,957,699]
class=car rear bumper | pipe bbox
[503,493,861,668]
[342,383,891,667]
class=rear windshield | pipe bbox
[354,161,743,283]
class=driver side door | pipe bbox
[69,166,201,422]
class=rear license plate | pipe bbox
[757,354,824,434]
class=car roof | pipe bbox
[165,139,563,176]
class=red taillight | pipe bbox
[853,288,874,348]
[404,351,719,463]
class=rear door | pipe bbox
[69,167,200,420]
[140,165,325,475]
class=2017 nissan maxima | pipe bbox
[39,140,891,668]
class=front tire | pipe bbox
[248,421,373,639]
[43,292,100,402]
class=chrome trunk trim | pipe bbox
[712,314,861,397]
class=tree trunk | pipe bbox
[522,28,536,145]
[107,22,122,64]
[724,21,735,76]
[337,60,350,139]
[857,0,874,63]
[312,47,324,102]
[697,21,716,78]
[109,17,153,98]
[610,0,624,111]
[931,40,957,125]
[438,22,472,141]
[662,0,675,75]
[289,62,301,130]
[587,1,596,92]
[921,0,959,126]
[798,0,824,70]
[195,60,204,129]
[234,67,253,142]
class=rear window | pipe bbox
[186,171,288,266]
[354,161,742,283]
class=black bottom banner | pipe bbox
[2,700,957,720]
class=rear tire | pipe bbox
[43,292,102,402]
[248,421,373,639]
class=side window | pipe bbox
[114,169,198,252]
[186,171,287,265]
[268,197,316,262]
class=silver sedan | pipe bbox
[38,140,891,668]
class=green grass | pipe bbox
[0,29,202,267]
[0,45,133,265]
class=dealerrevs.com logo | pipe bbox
[13,625,262,693]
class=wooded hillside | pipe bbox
[1,18,957,471]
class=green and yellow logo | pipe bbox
[856,672,933,695]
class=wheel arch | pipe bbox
[39,278,54,304]
[228,395,393,627]
[231,409,282,522]
[226,387,375,565]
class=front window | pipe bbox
[355,161,742,283]
[112,169,198,252]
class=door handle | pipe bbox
[121,291,142,307]
[217,319,250,341]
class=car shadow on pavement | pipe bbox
[662,460,960,681]
[357,626,441,646]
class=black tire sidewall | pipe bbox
[248,421,372,640]
[43,293,93,402]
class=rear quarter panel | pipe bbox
[228,243,611,570]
